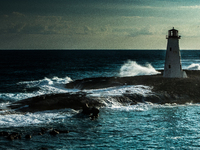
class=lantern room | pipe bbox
[166,27,181,39]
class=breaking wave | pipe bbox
[84,85,152,97]
[119,60,160,77]
[0,76,77,102]
[0,109,77,128]
[187,63,200,70]
[17,76,73,88]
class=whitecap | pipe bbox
[118,60,160,77]
[108,102,155,111]
[0,93,37,101]
[0,87,80,101]
[0,109,77,128]
[83,85,153,97]
[0,76,78,101]
[0,102,10,110]
[187,63,200,70]
[17,76,73,88]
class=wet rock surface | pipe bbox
[0,127,70,142]
[8,92,103,112]
[7,70,200,112]
[81,104,100,120]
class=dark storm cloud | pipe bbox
[0,12,68,34]
[1,0,200,17]
[112,27,153,37]
[0,0,185,20]
[0,0,135,17]
[0,0,200,49]
[0,0,169,16]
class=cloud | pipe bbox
[0,0,200,49]
[179,5,200,9]
[128,29,153,37]
[12,12,25,17]
[0,11,114,36]
[112,26,154,37]
[0,13,68,34]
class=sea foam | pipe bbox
[119,60,160,77]
[0,76,78,101]
[187,63,200,70]
[17,76,73,88]
[0,109,77,128]
[84,85,153,97]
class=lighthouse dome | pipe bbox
[167,27,181,39]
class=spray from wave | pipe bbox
[119,60,160,77]
[17,76,73,93]
[187,63,200,70]
[18,76,73,88]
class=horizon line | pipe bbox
[0,49,200,51]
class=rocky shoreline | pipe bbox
[7,70,200,112]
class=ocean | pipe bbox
[1,50,200,149]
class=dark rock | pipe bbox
[90,115,96,120]
[10,132,19,136]
[91,107,99,117]
[7,70,200,113]
[0,131,9,136]
[57,130,69,134]
[38,132,43,135]
[49,130,59,136]
[117,96,132,103]
[40,147,48,150]
[123,94,144,103]
[81,104,100,119]
[41,127,47,131]
[6,133,21,140]
[90,114,99,120]
[8,92,103,112]
[7,135,15,140]
[10,132,21,140]
[25,134,31,139]
[82,103,91,115]
[130,101,137,105]
[17,135,22,139]
[89,107,100,120]
[41,128,48,134]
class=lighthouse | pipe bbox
[163,28,187,78]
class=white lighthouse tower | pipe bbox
[163,28,187,78]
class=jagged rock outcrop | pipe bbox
[8,92,103,112]
[7,70,200,112]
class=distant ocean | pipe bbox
[1,50,200,149]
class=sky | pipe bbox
[0,0,200,50]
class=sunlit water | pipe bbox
[1,104,200,149]
[1,50,200,149]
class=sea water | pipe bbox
[0,50,200,149]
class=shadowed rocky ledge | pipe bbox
[8,70,200,112]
